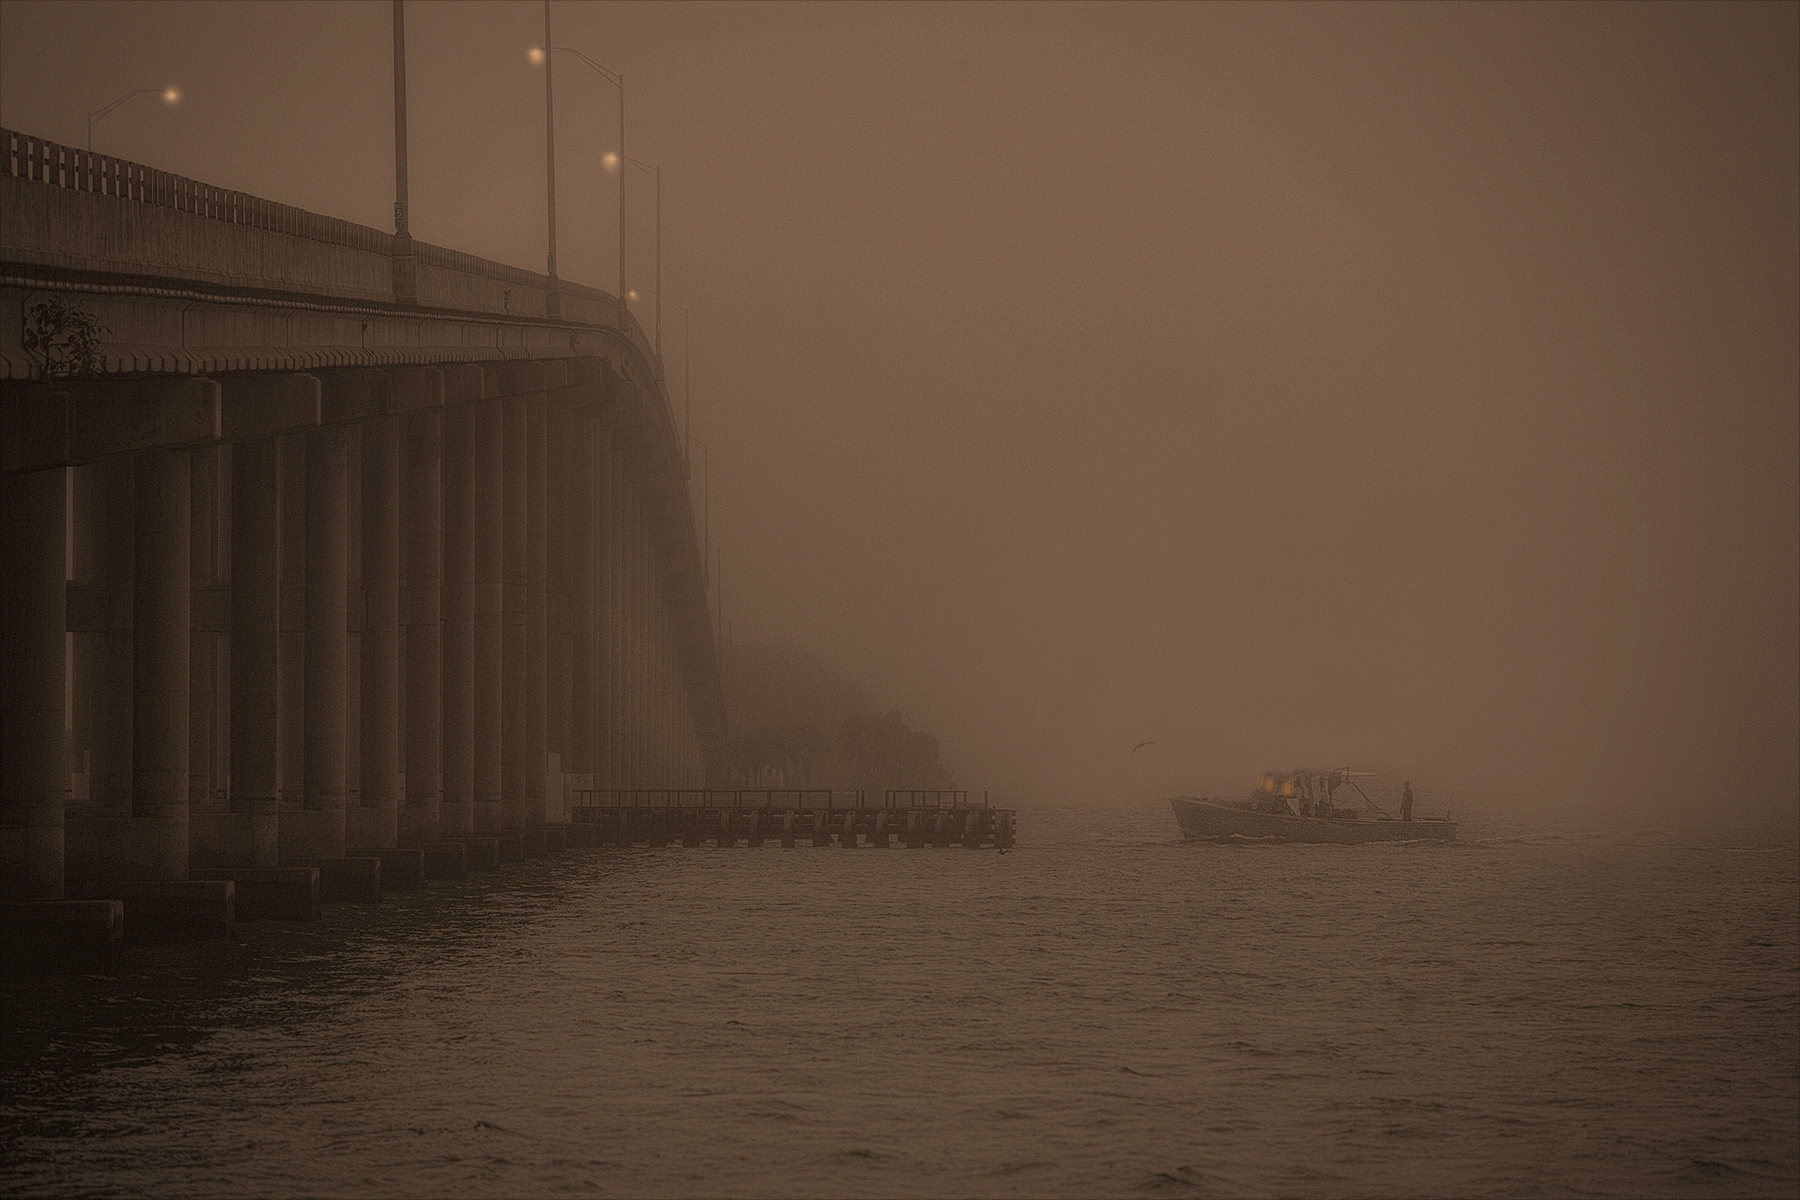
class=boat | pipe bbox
[1169,769,1457,844]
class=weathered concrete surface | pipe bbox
[348,847,424,891]
[68,879,233,944]
[419,842,467,880]
[446,837,498,870]
[190,867,319,921]
[281,857,380,904]
[1,900,122,973]
[0,465,65,900]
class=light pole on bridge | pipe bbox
[87,86,179,152]
[620,157,664,361]
[531,39,625,324]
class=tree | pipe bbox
[23,297,108,378]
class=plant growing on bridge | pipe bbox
[22,296,110,378]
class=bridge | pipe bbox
[0,127,725,938]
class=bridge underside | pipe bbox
[0,132,725,900]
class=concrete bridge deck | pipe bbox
[0,127,733,958]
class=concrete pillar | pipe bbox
[189,446,218,817]
[601,432,621,789]
[229,438,281,865]
[597,427,619,790]
[472,397,503,835]
[0,467,68,900]
[568,412,596,789]
[291,423,348,860]
[345,427,362,817]
[401,403,443,844]
[441,402,476,838]
[545,405,573,797]
[525,395,548,825]
[133,448,190,877]
[640,496,655,788]
[86,463,134,812]
[618,475,634,787]
[501,394,527,830]
[276,433,306,824]
[359,413,401,849]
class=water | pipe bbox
[4,804,1796,1198]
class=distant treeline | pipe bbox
[726,713,957,790]
[723,640,957,790]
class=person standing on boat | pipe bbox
[1401,781,1414,822]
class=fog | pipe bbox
[4,1,1794,831]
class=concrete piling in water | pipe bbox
[190,867,319,921]
[781,811,796,849]
[1,901,122,974]
[66,880,234,944]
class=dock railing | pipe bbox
[569,788,992,820]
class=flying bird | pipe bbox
[1132,741,1155,754]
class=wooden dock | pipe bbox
[569,790,1016,849]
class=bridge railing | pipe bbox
[569,788,991,815]
[5,127,391,254]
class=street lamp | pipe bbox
[87,87,179,152]
[620,157,663,359]
[531,42,624,320]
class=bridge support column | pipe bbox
[358,412,401,850]
[400,384,443,845]
[600,427,621,790]
[276,433,306,842]
[472,393,504,836]
[189,447,221,825]
[0,466,67,900]
[225,437,282,867]
[288,424,347,860]
[624,480,641,788]
[441,402,476,839]
[600,429,620,791]
[545,403,573,813]
[568,410,598,798]
[84,463,134,816]
[525,394,548,825]
[131,447,191,878]
[502,393,527,831]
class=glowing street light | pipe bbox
[530,40,625,320]
[618,156,663,357]
[87,86,179,152]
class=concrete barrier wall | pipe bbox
[1,177,394,303]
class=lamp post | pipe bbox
[621,157,663,359]
[532,43,624,320]
[87,86,179,152]
[541,1,556,281]
[392,1,409,235]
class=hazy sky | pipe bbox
[3,1,1795,828]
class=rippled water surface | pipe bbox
[4,804,1797,1198]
